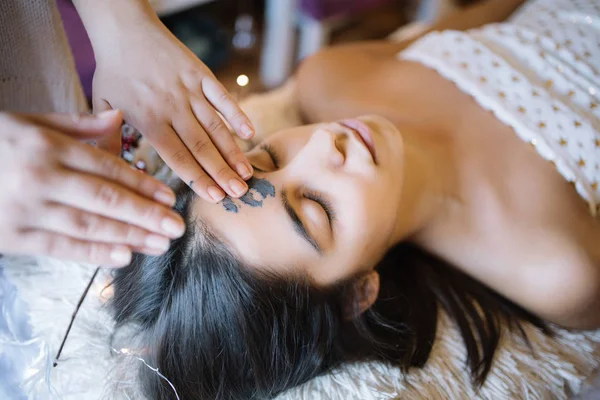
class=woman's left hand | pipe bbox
[76,1,254,203]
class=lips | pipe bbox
[339,119,377,163]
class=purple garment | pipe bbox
[55,0,95,102]
[300,0,396,21]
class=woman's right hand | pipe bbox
[0,111,185,267]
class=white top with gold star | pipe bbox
[400,0,600,216]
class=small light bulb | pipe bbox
[237,74,249,87]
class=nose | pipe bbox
[307,127,345,168]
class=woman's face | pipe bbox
[191,115,406,285]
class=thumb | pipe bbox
[93,98,123,156]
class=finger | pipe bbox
[19,228,133,267]
[173,110,249,198]
[26,110,123,140]
[145,124,226,203]
[35,201,171,255]
[92,99,122,155]
[190,97,253,181]
[131,246,170,257]
[47,169,186,239]
[56,136,176,207]
[201,77,255,140]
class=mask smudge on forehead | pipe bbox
[220,177,276,213]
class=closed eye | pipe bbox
[304,190,336,229]
[260,143,280,169]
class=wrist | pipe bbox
[73,0,160,51]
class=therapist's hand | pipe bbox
[81,1,254,204]
[0,111,185,267]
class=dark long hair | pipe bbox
[110,183,549,400]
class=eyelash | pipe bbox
[260,143,280,169]
[260,143,335,226]
[304,190,336,226]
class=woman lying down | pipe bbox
[110,0,600,398]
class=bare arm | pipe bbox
[296,0,525,122]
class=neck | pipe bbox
[389,122,458,247]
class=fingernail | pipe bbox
[161,217,185,237]
[229,179,248,197]
[110,246,132,265]
[208,186,226,202]
[97,109,119,119]
[145,235,170,252]
[236,162,252,180]
[241,124,254,139]
[154,189,176,206]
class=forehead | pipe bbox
[190,176,316,271]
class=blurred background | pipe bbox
[56,0,476,104]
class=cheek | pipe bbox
[340,185,397,248]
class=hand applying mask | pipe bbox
[71,0,255,203]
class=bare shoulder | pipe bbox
[510,227,600,330]
[474,210,599,329]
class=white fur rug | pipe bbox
[2,251,600,400]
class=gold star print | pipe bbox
[460,62,469,69]
[512,76,520,82]
[556,43,562,50]
[498,91,506,98]
[575,55,582,61]
[474,48,482,55]
[594,139,600,147]
[544,80,553,88]
[584,51,591,58]
[552,105,560,112]
[568,90,575,97]
[559,138,568,146]
[592,182,598,190]
[518,106,526,113]
[574,120,582,127]
[591,102,598,110]
[492,61,500,68]
[532,90,540,97]
[480,76,487,83]
[577,158,586,168]
[565,39,572,47]
[538,122,547,129]
[539,51,546,58]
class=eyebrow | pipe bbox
[281,190,322,254]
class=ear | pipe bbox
[342,271,380,320]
